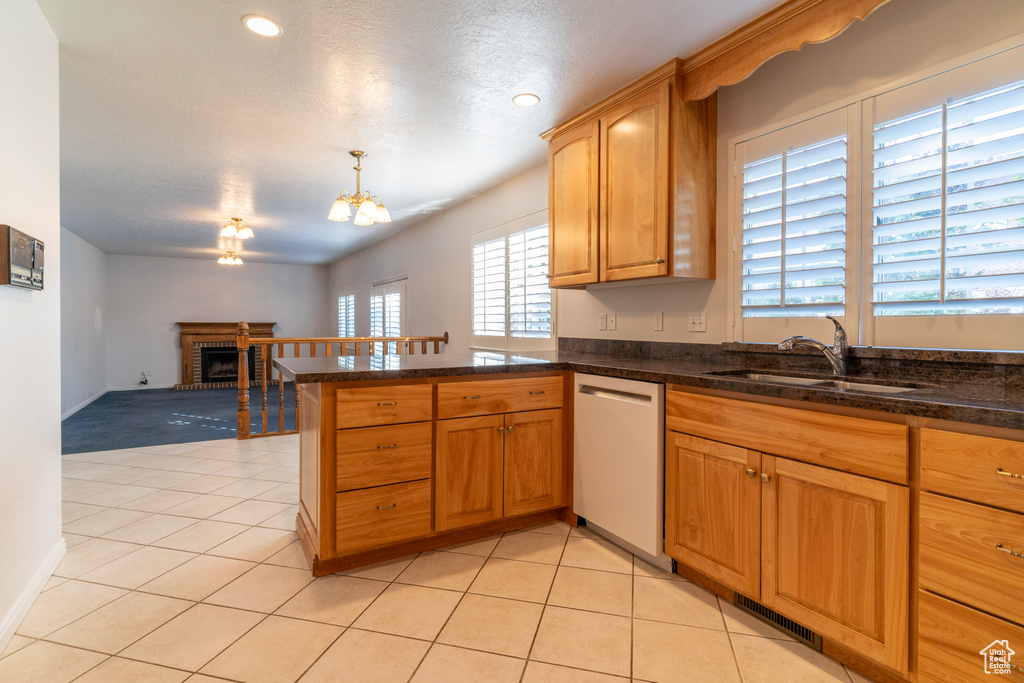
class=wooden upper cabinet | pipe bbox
[600,83,670,281]
[760,456,909,674]
[544,60,716,287]
[665,432,761,597]
[548,120,599,287]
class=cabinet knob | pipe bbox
[656,258,665,264]
[507,425,515,433]
[498,427,505,434]
[760,473,771,483]
[745,468,757,478]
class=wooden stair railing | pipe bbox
[236,321,449,439]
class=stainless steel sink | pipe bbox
[814,380,915,394]
[704,369,921,394]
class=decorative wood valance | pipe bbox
[679,0,894,101]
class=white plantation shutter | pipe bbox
[337,294,355,337]
[871,78,1024,315]
[472,233,506,337]
[741,135,848,318]
[508,225,552,338]
[470,212,553,351]
[370,280,405,354]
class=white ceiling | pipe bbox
[39,0,783,266]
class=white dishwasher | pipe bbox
[573,373,669,569]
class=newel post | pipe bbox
[237,321,250,439]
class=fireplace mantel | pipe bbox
[175,322,275,389]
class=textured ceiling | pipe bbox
[39,0,783,266]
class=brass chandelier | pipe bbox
[328,151,392,226]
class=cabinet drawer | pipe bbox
[336,422,432,492]
[437,375,562,419]
[921,429,1024,513]
[336,384,432,429]
[920,492,1024,626]
[335,479,432,555]
[665,391,908,484]
[919,590,1024,682]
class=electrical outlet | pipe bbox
[688,311,707,332]
[653,312,664,332]
[599,313,607,331]
[607,313,617,331]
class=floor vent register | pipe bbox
[734,593,823,651]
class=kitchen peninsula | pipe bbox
[276,341,1024,682]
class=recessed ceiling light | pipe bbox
[242,14,283,37]
[512,93,540,107]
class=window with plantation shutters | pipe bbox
[471,210,553,352]
[871,78,1024,316]
[370,280,405,355]
[337,294,355,337]
[740,128,849,319]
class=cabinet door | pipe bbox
[548,121,600,287]
[761,456,909,673]
[503,409,563,517]
[436,415,504,531]
[599,82,670,282]
[665,431,761,597]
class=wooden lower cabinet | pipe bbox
[665,431,760,597]
[335,480,432,555]
[666,427,909,674]
[436,409,564,531]
[436,414,505,531]
[505,409,563,517]
[919,590,1024,682]
[761,456,909,672]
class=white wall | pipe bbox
[557,0,1024,345]
[328,166,548,353]
[0,0,63,652]
[60,227,109,417]
[106,256,331,389]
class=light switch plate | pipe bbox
[688,311,707,332]
[607,313,617,331]
[599,313,607,331]
[653,312,663,331]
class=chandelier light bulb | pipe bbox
[354,199,377,226]
[375,201,392,223]
[328,197,352,222]
[328,150,390,226]
[221,217,253,239]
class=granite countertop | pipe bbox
[273,344,1024,431]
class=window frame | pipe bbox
[337,291,355,338]
[370,278,407,355]
[728,35,1024,350]
[470,209,555,353]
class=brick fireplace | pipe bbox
[174,322,275,390]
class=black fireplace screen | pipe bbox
[200,347,256,384]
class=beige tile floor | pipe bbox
[0,435,876,682]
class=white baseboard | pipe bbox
[61,389,107,420]
[107,383,175,392]
[0,537,66,654]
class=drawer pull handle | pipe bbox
[529,390,545,395]
[997,544,1024,560]
[464,395,481,400]
[377,401,398,407]
[377,444,398,450]
[997,468,1024,480]
[745,468,757,478]
[377,503,397,511]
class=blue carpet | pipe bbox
[61,384,297,454]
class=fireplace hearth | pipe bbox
[174,322,275,390]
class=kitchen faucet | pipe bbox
[777,315,848,375]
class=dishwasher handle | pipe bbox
[577,384,653,406]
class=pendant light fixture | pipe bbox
[220,217,254,239]
[217,251,243,265]
[328,151,392,225]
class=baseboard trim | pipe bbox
[0,537,66,654]
[61,389,107,421]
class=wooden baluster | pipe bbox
[277,346,285,433]
[310,342,316,358]
[340,340,346,357]
[396,339,402,355]
[294,342,300,359]
[355,341,361,356]
[326,341,332,357]
[369,339,374,356]
[410,340,415,355]
[421,340,427,354]
[236,322,250,439]
[433,341,439,354]
[260,343,268,435]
